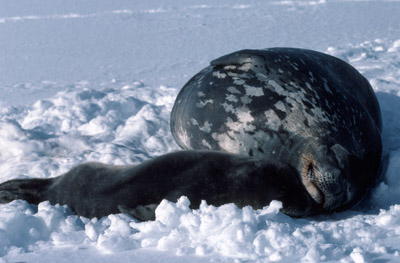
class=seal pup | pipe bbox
[170,48,382,214]
[0,150,318,220]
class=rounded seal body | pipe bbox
[170,48,382,214]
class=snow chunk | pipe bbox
[350,247,365,263]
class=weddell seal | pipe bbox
[170,48,382,215]
[0,151,316,220]
[0,48,382,220]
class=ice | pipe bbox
[1,0,400,262]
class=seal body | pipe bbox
[0,151,317,220]
[170,48,382,213]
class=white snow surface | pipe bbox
[1,0,400,262]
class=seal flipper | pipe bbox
[0,178,53,204]
[118,204,158,221]
[210,49,266,67]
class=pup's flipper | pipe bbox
[0,178,53,204]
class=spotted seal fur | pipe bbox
[170,48,382,214]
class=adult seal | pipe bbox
[0,151,317,220]
[171,48,382,215]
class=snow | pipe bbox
[1,0,400,262]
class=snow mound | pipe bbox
[2,197,400,262]
[0,82,178,180]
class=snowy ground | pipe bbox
[1,0,400,262]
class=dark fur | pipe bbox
[0,151,317,220]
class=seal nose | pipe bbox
[300,145,353,211]
[314,166,349,210]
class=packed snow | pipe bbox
[1,0,400,262]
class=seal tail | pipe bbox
[0,178,54,204]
